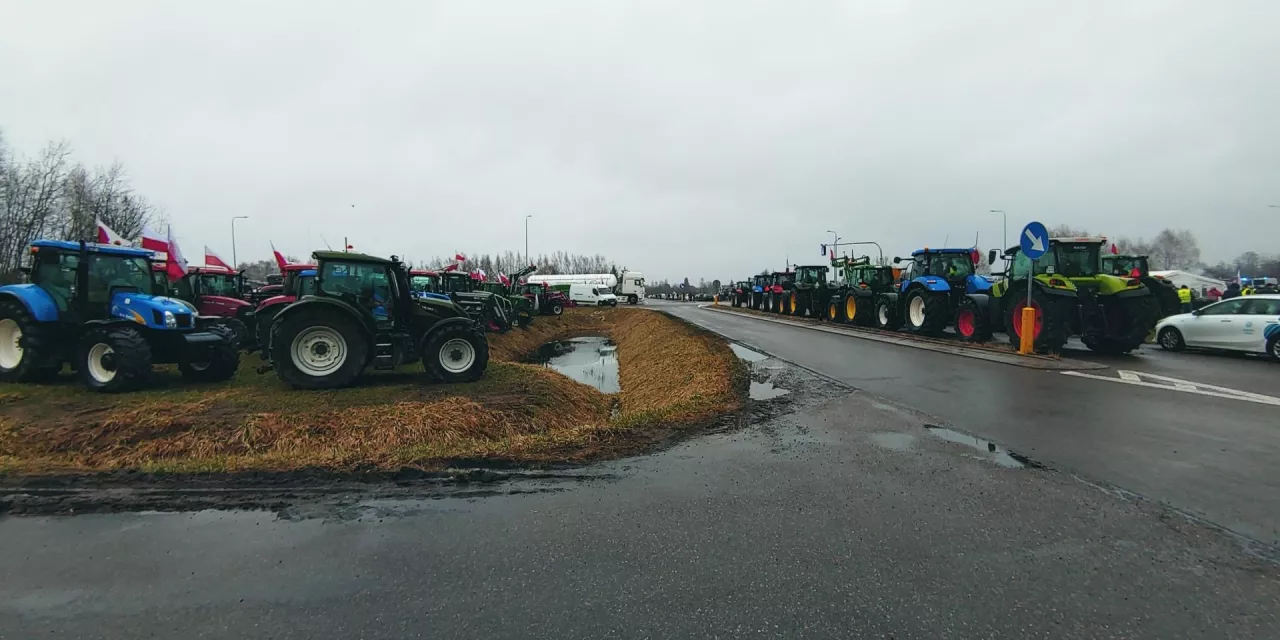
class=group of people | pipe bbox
[1175,280,1276,313]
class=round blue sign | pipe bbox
[1020,221,1048,260]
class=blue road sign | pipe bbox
[1020,221,1048,260]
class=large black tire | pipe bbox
[766,294,775,313]
[1006,288,1069,354]
[77,325,153,392]
[271,309,368,390]
[180,324,240,382]
[628,295,638,305]
[516,309,534,328]
[549,302,564,316]
[876,297,903,331]
[1083,296,1157,355]
[853,294,875,327]
[423,325,489,383]
[215,317,249,350]
[903,290,948,335]
[840,294,858,324]
[1266,334,1280,362]
[0,299,61,382]
[954,296,992,343]
[827,298,840,322]
[1144,278,1182,319]
[255,306,284,361]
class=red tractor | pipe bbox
[517,281,570,316]
[253,263,317,358]
[171,265,257,348]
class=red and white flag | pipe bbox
[140,225,168,254]
[204,245,233,270]
[270,241,289,270]
[498,273,510,286]
[165,227,189,282]
[96,219,131,246]
[441,263,459,272]
[454,252,466,262]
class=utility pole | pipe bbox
[525,214,533,266]
[231,215,248,269]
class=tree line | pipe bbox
[234,250,625,284]
[1048,225,1278,280]
[0,130,161,283]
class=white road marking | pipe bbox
[1061,369,1280,407]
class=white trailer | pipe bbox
[526,271,646,304]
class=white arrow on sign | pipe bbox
[1062,370,1280,406]
[1024,228,1045,253]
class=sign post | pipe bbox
[1018,221,1049,354]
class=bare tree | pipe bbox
[1148,228,1201,270]
[0,140,72,283]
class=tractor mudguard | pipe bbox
[1032,281,1078,298]
[881,292,900,304]
[0,285,60,322]
[416,316,476,352]
[1111,287,1151,300]
[965,276,994,295]
[963,293,991,310]
[274,296,377,338]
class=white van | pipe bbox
[569,284,618,307]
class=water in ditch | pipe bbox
[534,336,620,393]
[729,343,792,401]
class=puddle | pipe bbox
[749,380,791,400]
[534,336,620,393]
[729,343,769,362]
[924,425,1026,468]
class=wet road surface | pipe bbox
[666,302,1280,546]
[2,308,1278,638]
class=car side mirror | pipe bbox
[892,256,902,264]
[987,249,997,265]
[1191,309,1202,316]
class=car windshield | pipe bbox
[1053,244,1100,277]
[86,254,153,302]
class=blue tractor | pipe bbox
[875,248,995,341]
[0,240,240,392]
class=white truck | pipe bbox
[525,271,646,304]
[568,284,619,307]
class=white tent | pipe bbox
[1151,270,1226,292]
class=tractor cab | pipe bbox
[251,263,318,358]
[437,271,510,332]
[794,265,828,288]
[408,270,451,302]
[1099,252,1179,319]
[176,265,255,328]
[1101,254,1149,278]
[0,240,238,391]
[265,250,487,389]
[902,249,983,291]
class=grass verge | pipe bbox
[0,307,745,475]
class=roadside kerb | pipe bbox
[702,305,1107,371]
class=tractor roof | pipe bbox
[311,250,393,265]
[796,264,829,270]
[409,269,439,276]
[281,263,317,272]
[32,239,152,258]
[1051,236,1107,245]
[187,265,236,274]
[910,248,976,256]
[1104,253,1146,260]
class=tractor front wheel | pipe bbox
[955,297,992,343]
[0,300,60,382]
[180,324,240,382]
[904,290,948,335]
[549,302,564,316]
[78,326,152,392]
[876,297,902,331]
[272,311,368,389]
[827,299,839,322]
[424,325,489,383]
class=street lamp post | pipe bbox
[825,229,841,258]
[525,215,533,266]
[990,210,1006,251]
[231,216,249,269]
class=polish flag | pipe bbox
[441,263,459,272]
[454,253,466,262]
[96,219,131,246]
[1110,243,1119,255]
[270,241,289,270]
[165,227,189,281]
[498,273,510,286]
[205,246,233,270]
[140,225,168,254]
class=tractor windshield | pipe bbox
[1053,243,1101,277]
[198,272,240,298]
[1103,256,1147,277]
[410,275,438,294]
[774,273,794,287]
[930,253,974,279]
[86,254,154,303]
[796,267,824,284]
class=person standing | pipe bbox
[1177,285,1193,313]
[1222,282,1242,300]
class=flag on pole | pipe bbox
[270,241,289,270]
[455,253,466,262]
[96,219,131,246]
[140,225,168,253]
[442,263,459,272]
[165,227,189,282]
[499,273,510,286]
[1110,243,1118,254]
[204,246,233,270]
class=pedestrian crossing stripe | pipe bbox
[1061,370,1280,407]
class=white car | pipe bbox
[1155,294,1280,360]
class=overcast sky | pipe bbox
[2,0,1277,281]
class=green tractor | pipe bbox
[827,255,899,326]
[989,237,1157,354]
[438,271,512,333]
[480,271,536,328]
[268,251,488,389]
[765,270,795,314]
[785,265,833,318]
[1100,254,1181,319]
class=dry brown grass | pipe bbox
[0,307,743,475]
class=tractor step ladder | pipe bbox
[372,333,396,370]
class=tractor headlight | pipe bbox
[163,310,177,328]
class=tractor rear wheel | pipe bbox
[77,326,152,392]
[272,310,368,389]
[853,295,875,326]
[1007,289,1068,354]
[1082,296,1157,355]
[904,290,948,335]
[424,325,489,383]
[876,297,902,331]
[549,302,564,316]
[955,297,992,343]
[180,324,240,382]
[841,294,858,324]
[0,300,60,382]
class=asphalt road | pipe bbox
[664,302,1280,547]
[2,305,1278,638]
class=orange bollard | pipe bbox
[1019,306,1036,354]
